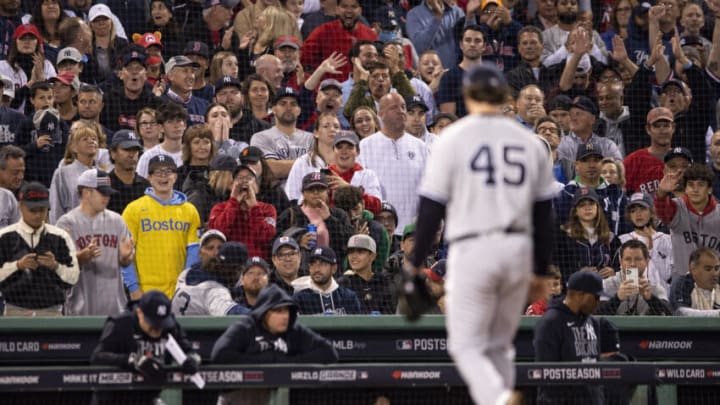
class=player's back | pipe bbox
[419,115,556,242]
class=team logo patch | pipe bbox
[157,305,167,316]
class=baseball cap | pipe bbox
[402,223,416,240]
[309,246,337,264]
[184,41,209,58]
[548,94,573,112]
[462,63,507,89]
[575,142,603,161]
[272,236,300,255]
[135,32,163,49]
[13,24,42,42]
[319,79,342,93]
[88,4,113,22]
[50,72,80,92]
[646,107,674,124]
[19,182,50,209]
[374,5,400,30]
[273,86,299,105]
[634,1,651,14]
[571,96,598,116]
[217,242,249,267]
[245,256,271,274]
[110,130,143,150]
[567,271,609,297]
[214,76,242,93]
[302,172,328,191]
[347,234,376,253]
[138,290,176,329]
[210,154,238,172]
[406,95,428,112]
[680,35,703,47]
[0,74,14,99]
[203,0,239,9]
[148,154,177,174]
[663,147,693,163]
[165,55,199,73]
[627,192,653,209]
[239,146,263,164]
[572,187,600,206]
[660,78,687,96]
[122,50,147,67]
[380,201,398,226]
[77,168,118,196]
[274,36,300,50]
[57,47,85,65]
[200,229,226,246]
[333,131,360,147]
[424,259,447,282]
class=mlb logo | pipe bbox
[396,340,412,350]
[528,369,542,380]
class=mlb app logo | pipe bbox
[396,340,412,350]
[528,369,542,380]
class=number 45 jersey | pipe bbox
[419,115,557,243]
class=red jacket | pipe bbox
[328,163,382,215]
[301,20,378,81]
[208,198,277,260]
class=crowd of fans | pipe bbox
[0,0,718,318]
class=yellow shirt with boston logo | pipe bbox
[122,193,200,298]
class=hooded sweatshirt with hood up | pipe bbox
[211,284,339,364]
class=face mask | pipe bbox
[379,30,398,43]
[558,12,578,24]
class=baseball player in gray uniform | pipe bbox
[55,169,134,316]
[171,242,251,316]
[401,64,557,405]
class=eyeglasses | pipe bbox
[536,126,560,134]
[275,251,298,259]
[139,121,157,126]
[151,168,176,177]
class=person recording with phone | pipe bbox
[597,239,672,315]
[208,164,277,260]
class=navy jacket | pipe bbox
[534,297,604,405]
[211,284,339,364]
[293,282,362,315]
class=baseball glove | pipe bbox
[396,271,434,322]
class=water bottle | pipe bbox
[306,224,317,250]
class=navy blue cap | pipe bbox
[217,242,248,266]
[627,192,653,209]
[138,290,176,329]
[148,154,177,174]
[572,187,600,206]
[576,142,603,161]
[548,94,573,112]
[462,63,507,88]
[122,50,146,67]
[184,41,209,58]
[567,271,609,297]
[302,172,328,191]
[245,256,270,274]
[309,246,337,264]
[214,75,242,92]
[272,236,300,255]
[110,130,142,150]
[663,147,693,163]
[273,86,299,105]
[405,95,428,112]
[660,78,688,96]
[572,96,599,116]
[239,146,263,163]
